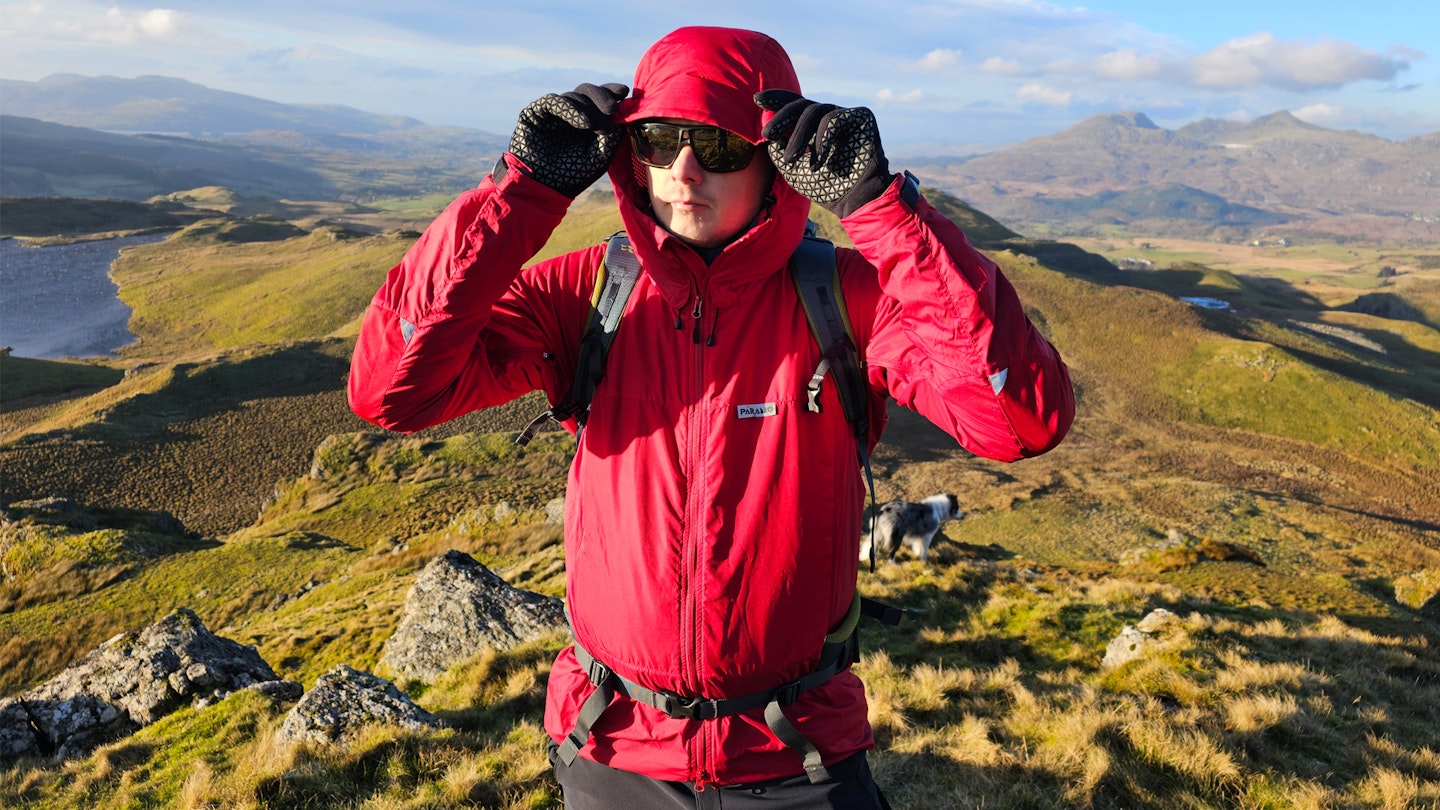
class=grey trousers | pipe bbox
[549,745,893,809]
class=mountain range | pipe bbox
[1,75,507,202]
[2,74,1437,243]
[0,74,423,135]
[923,111,1440,242]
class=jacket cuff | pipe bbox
[490,152,577,211]
[841,171,920,225]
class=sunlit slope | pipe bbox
[1,428,576,695]
[109,225,414,356]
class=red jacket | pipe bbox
[349,27,1072,787]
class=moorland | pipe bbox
[2,79,1439,808]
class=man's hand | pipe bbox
[755,90,896,219]
[501,83,629,198]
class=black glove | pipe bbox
[499,82,629,198]
[755,90,896,219]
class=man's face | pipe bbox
[638,119,774,249]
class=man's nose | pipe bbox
[668,146,706,182]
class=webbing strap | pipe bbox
[560,598,863,780]
[515,234,642,446]
[765,700,831,783]
[789,235,879,570]
[859,596,905,627]
[790,236,865,433]
[555,672,615,766]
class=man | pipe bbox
[349,26,1073,809]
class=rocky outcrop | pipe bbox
[0,608,289,761]
[277,665,441,744]
[378,550,567,682]
[1102,608,1179,670]
[1394,569,1440,614]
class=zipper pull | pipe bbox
[691,297,704,344]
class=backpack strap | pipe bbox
[789,233,882,571]
[558,591,895,784]
[516,233,642,446]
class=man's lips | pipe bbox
[667,197,710,211]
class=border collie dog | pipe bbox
[861,493,963,563]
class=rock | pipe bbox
[1136,608,1177,633]
[248,679,305,702]
[378,550,567,682]
[0,608,281,761]
[1102,608,1179,670]
[276,665,442,744]
[1394,569,1440,613]
[1103,625,1154,670]
[545,496,566,524]
[191,678,304,711]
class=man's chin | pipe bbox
[662,218,725,249]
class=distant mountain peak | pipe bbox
[1115,111,1160,130]
[1069,111,1163,131]
[3,74,426,135]
[1251,110,1319,130]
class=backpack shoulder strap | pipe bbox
[789,232,887,571]
[789,233,867,440]
[515,233,641,446]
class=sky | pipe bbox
[2,0,1436,152]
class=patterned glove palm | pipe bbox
[503,83,629,198]
[755,89,896,219]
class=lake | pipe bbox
[0,233,168,359]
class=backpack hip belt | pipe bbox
[556,593,881,785]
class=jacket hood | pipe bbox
[616,26,800,143]
[607,27,812,312]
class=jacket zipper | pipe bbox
[681,291,708,780]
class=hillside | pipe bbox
[10,74,1437,245]
[1,75,507,204]
[3,188,1440,807]
[0,74,423,136]
[913,110,1440,243]
[0,115,498,203]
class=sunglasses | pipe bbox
[631,122,759,173]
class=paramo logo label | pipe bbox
[737,403,777,419]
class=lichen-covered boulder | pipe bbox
[378,550,567,682]
[0,608,284,761]
[277,665,442,744]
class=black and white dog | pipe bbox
[860,493,963,563]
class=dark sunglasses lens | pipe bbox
[634,124,682,167]
[690,128,755,172]
[634,124,756,172]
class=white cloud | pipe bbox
[877,88,924,103]
[915,48,961,71]
[979,56,1026,76]
[87,8,193,45]
[1094,48,1167,81]
[1290,103,1345,124]
[1016,83,1071,105]
[1191,32,1409,91]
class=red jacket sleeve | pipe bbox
[347,156,591,433]
[844,174,1074,461]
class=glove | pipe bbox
[755,89,896,219]
[499,82,629,198]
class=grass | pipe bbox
[7,544,1437,808]
[108,229,412,355]
[0,354,123,408]
[0,197,208,241]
